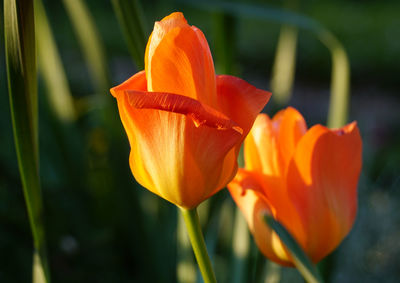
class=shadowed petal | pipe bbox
[228,169,293,266]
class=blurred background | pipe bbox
[1,0,399,282]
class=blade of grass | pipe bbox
[270,24,298,105]
[33,251,46,283]
[323,35,350,128]
[230,208,250,283]
[270,0,299,106]
[264,214,323,283]
[262,260,281,283]
[111,0,147,69]
[62,0,110,93]
[181,0,350,127]
[4,0,50,282]
[212,11,236,75]
[35,0,76,123]
[229,146,251,283]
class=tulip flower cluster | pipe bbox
[110,11,362,278]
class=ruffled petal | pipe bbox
[115,90,243,209]
[125,90,242,134]
[228,169,292,266]
[286,122,362,262]
[146,17,216,106]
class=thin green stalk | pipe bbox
[177,212,197,283]
[230,208,250,283]
[271,0,299,106]
[4,0,50,282]
[111,0,147,69]
[180,207,217,283]
[212,11,236,75]
[271,24,298,105]
[62,0,110,93]
[35,0,76,123]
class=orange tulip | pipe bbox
[228,107,362,265]
[110,12,271,209]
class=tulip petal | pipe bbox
[228,169,293,266]
[212,76,271,193]
[115,89,243,208]
[125,90,242,134]
[146,18,217,106]
[216,75,271,138]
[275,107,307,170]
[244,114,281,177]
[145,12,187,79]
[286,122,362,262]
[246,108,306,177]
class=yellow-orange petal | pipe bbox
[286,122,362,262]
[146,20,216,106]
[115,90,243,209]
[145,12,188,84]
[275,107,307,170]
[244,114,281,177]
[228,169,292,266]
[246,108,306,177]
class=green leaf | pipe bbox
[271,0,299,106]
[180,0,350,127]
[4,0,50,282]
[62,0,110,93]
[212,11,236,75]
[111,0,147,69]
[230,208,250,283]
[35,0,76,123]
[271,24,298,105]
[264,214,324,283]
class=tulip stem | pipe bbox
[180,207,217,283]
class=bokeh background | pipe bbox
[1,0,399,282]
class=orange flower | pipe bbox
[110,12,271,209]
[228,107,362,265]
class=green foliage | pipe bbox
[62,0,110,93]
[35,0,76,123]
[4,0,50,281]
[111,0,147,69]
[264,215,324,283]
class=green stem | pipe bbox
[180,207,217,283]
